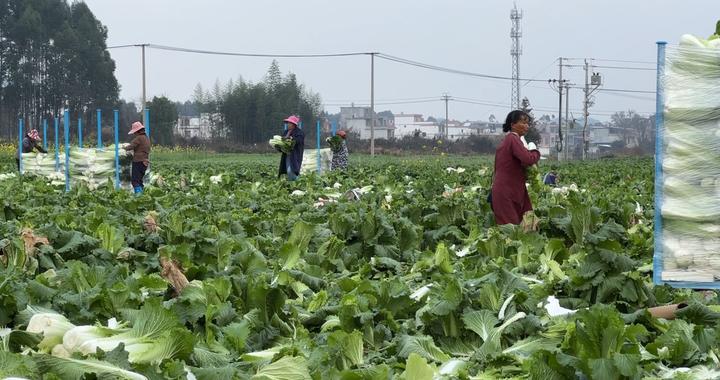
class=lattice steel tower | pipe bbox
[510,4,523,110]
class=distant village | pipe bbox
[176,105,647,157]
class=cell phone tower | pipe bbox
[510,3,523,110]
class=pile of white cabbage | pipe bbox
[20,144,132,189]
[661,33,720,276]
[301,148,332,174]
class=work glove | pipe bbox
[527,142,538,151]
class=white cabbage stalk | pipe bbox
[209,174,222,184]
[410,284,433,301]
[63,325,120,353]
[26,313,76,352]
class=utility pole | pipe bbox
[565,84,570,160]
[370,52,376,157]
[557,57,564,160]
[141,44,147,124]
[582,59,602,160]
[442,93,451,138]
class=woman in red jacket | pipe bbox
[490,110,541,225]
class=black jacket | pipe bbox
[278,127,305,176]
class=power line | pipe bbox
[522,58,558,87]
[596,87,655,94]
[115,43,371,58]
[375,53,549,82]
[593,65,656,71]
[107,44,146,49]
[323,99,440,107]
[592,58,655,65]
[564,57,655,65]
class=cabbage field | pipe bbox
[1,153,719,380]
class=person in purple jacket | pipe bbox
[277,115,305,181]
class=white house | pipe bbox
[393,113,440,139]
[175,113,224,140]
[339,106,394,140]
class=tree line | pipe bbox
[0,0,119,140]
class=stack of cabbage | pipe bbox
[21,144,132,188]
[69,145,132,187]
[21,152,64,178]
[661,33,720,281]
[301,148,332,174]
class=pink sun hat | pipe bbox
[28,129,41,141]
[283,115,300,126]
[128,121,145,135]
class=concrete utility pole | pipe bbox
[140,43,148,125]
[582,59,602,160]
[442,93,451,138]
[565,84,570,160]
[370,52,376,157]
[557,57,564,160]
[510,4,523,109]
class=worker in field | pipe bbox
[330,130,349,171]
[543,165,558,186]
[278,115,305,181]
[124,121,150,194]
[17,129,47,171]
[490,110,541,225]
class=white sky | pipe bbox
[83,0,720,121]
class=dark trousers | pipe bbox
[131,161,147,188]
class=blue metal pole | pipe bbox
[18,118,23,174]
[42,119,47,151]
[114,110,120,190]
[299,120,303,130]
[331,120,336,136]
[78,117,83,148]
[64,110,70,192]
[316,120,321,174]
[54,117,59,172]
[653,41,667,286]
[144,108,150,141]
[97,109,102,148]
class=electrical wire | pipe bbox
[592,65,656,71]
[375,53,549,82]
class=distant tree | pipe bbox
[0,0,118,139]
[520,97,541,144]
[147,96,177,146]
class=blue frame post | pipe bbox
[144,108,150,141]
[114,110,120,190]
[331,120,336,136]
[97,109,102,149]
[64,110,70,192]
[316,120,321,174]
[299,120,303,130]
[78,117,83,148]
[283,122,288,133]
[653,41,667,286]
[54,117,59,172]
[42,119,48,151]
[18,118,23,174]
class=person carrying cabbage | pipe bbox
[17,129,47,171]
[277,115,305,181]
[489,110,541,225]
[123,121,150,194]
[329,130,349,171]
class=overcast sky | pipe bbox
[83,0,720,122]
